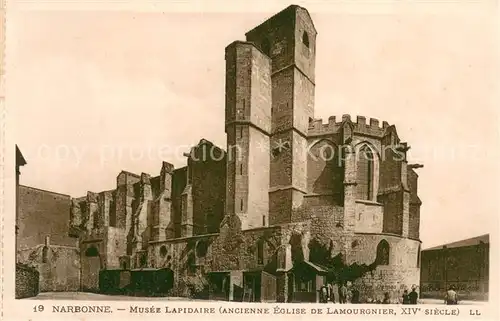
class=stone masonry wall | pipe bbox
[18,245,80,292]
[18,185,77,249]
[355,200,383,233]
[348,234,421,302]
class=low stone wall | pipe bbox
[18,244,80,292]
[16,263,39,299]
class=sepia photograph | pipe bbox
[3,0,497,314]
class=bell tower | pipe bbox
[224,41,272,230]
[245,5,317,224]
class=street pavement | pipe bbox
[23,292,488,305]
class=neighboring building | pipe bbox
[15,146,39,299]
[15,145,27,260]
[17,185,80,292]
[420,234,489,301]
[16,147,80,295]
[17,5,423,302]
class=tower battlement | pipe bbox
[308,114,392,138]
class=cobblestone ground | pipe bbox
[23,292,487,305]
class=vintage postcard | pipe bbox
[1,0,498,320]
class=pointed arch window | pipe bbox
[376,240,390,266]
[42,246,49,263]
[302,31,310,48]
[356,145,374,200]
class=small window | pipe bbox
[160,245,168,257]
[196,240,208,258]
[302,31,310,48]
[262,215,266,226]
[85,246,99,257]
[417,245,421,268]
[42,246,49,263]
[240,127,243,138]
[376,240,390,266]
[240,163,243,175]
[109,200,117,227]
[240,199,244,211]
[139,253,147,268]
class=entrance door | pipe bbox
[81,246,101,292]
[261,271,276,302]
[243,273,259,302]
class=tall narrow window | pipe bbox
[109,199,116,227]
[240,199,244,211]
[181,195,188,220]
[42,246,49,263]
[356,145,374,200]
[240,163,243,175]
[376,240,390,266]
[93,212,99,229]
[417,245,421,268]
[302,31,310,48]
[240,127,243,138]
[257,240,264,264]
[262,215,266,226]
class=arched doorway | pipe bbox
[81,245,101,292]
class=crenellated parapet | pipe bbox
[308,114,391,138]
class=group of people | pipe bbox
[319,282,359,304]
[401,286,419,304]
[319,283,460,305]
[319,283,421,304]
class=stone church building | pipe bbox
[18,5,423,302]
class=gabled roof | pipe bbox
[245,5,317,37]
[424,234,489,251]
[16,145,27,167]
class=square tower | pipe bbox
[225,41,272,230]
[245,5,317,224]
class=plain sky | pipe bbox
[7,1,499,249]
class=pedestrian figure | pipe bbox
[351,287,360,304]
[445,285,458,305]
[338,282,348,304]
[320,285,329,303]
[382,292,391,304]
[330,282,338,303]
[402,290,410,304]
[327,283,335,303]
[409,286,419,304]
